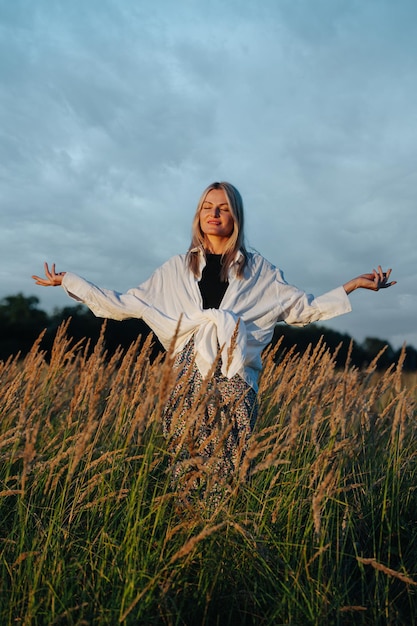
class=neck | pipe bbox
[204,236,230,255]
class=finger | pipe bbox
[32,278,49,286]
[32,275,47,284]
[44,262,52,280]
[372,269,380,290]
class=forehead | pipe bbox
[203,188,229,205]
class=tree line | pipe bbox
[1,292,416,370]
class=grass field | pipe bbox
[1,321,416,625]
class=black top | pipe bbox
[198,254,229,309]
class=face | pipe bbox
[199,188,235,246]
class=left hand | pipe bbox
[344,266,396,294]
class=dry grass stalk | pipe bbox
[162,520,197,548]
[393,345,408,394]
[288,402,301,447]
[81,490,129,510]
[12,551,41,568]
[0,427,24,453]
[155,317,184,416]
[312,468,337,535]
[250,457,291,475]
[168,521,227,565]
[21,419,41,492]
[226,318,240,375]
[309,439,350,488]
[120,522,227,622]
[357,557,417,585]
[0,489,24,497]
[364,345,390,375]
[66,420,99,483]
[305,542,331,569]
[390,389,414,450]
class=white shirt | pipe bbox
[62,250,352,391]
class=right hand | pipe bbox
[32,262,66,287]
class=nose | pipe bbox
[211,206,220,217]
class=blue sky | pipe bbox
[1,0,416,349]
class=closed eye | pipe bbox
[201,204,229,212]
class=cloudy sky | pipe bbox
[1,0,416,349]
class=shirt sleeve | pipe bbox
[61,272,148,321]
[274,272,352,327]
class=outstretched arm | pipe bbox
[31,261,149,322]
[32,262,66,286]
[343,266,396,295]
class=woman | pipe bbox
[32,182,395,488]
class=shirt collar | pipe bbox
[190,246,244,265]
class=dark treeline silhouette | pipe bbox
[1,292,416,370]
[0,293,164,363]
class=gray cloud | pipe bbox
[1,0,416,349]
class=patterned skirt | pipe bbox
[163,337,258,496]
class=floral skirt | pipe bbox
[163,338,258,496]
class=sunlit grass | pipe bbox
[0,322,416,625]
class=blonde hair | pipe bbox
[187,182,248,281]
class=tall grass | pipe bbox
[0,321,416,625]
